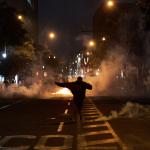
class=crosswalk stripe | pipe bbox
[79,98,127,150]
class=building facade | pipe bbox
[93,0,135,45]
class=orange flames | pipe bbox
[52,88,72,97]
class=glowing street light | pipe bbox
[2,45,7,59]
[17,15,23,21]
[2,53,7,59]
[49,32,56,39]
[106,0,115,8]
[86,51,90,56]
[36,72,39,76]
[88,40,96,47]
[44,72,48,77]
[95,71,100,76]
[102,37,106,41]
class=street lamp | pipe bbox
[106,0,115,8]
[2,53,7,59]
[88,40,96,47]
[2,45,7,59]
[86,51,90,56]
[17,15,23,21]
[49,32,56,40]
[102,37,106,41]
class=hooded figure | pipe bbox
[55,77,92,120]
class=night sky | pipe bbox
[39,0,100,60]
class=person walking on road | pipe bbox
[55,76,92,120]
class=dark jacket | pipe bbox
[55,80,92,102]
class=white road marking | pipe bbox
[57,109,68,133]
[0,135,36,150]
[0,135,73,150]
[83,123,107,129]
[57,122,64,132]
[84,115,99,119]
[79,146,118,150]
[83,99,128,150]
[0,101,23,111]
[0,105,11,110]
[50,117,56,120]
[34,135,73,149]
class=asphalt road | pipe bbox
[0,97,150,150]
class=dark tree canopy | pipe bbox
[0,42,35,78]
[0,1,28,48]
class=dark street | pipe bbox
[0,0,150,149]
[0,97,150,150]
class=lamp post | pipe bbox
[49,32,56,40]
[17,15,24,21]
[88,40,96,48]
[106,0,115,8]
[102,36,106,41]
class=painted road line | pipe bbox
[0,135,36,149]
[81,130,111,136]
[83,112,99,115]
[82,110,97,113]
[64,109,68,115]
[57,122,64,132]
[0,101,24,111]
[50,117,56,120]
[84,115,99,118]
[79,146,118,150]
[57,109,69,132]
[83,123,107,129]
[83,117,107,123]
[87,138,118,146]
[87,98,128,150]
[0,105,11,110]
[84,108,95,110]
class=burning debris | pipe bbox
[0,81,73,99]
[52,88,72,97]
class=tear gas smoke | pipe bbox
[107,102,150,120]
[0,82,72,99]
[0,47,130,98]
[0,43,149,98]
[85,47,127,96]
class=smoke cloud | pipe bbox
[0,81,63,99]
[107,102,150,120]
[85,46,127,96]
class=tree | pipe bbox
[35,45,59,69]
[0,1,28,49]
[0,42,35,78]
[42,50,59,69]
